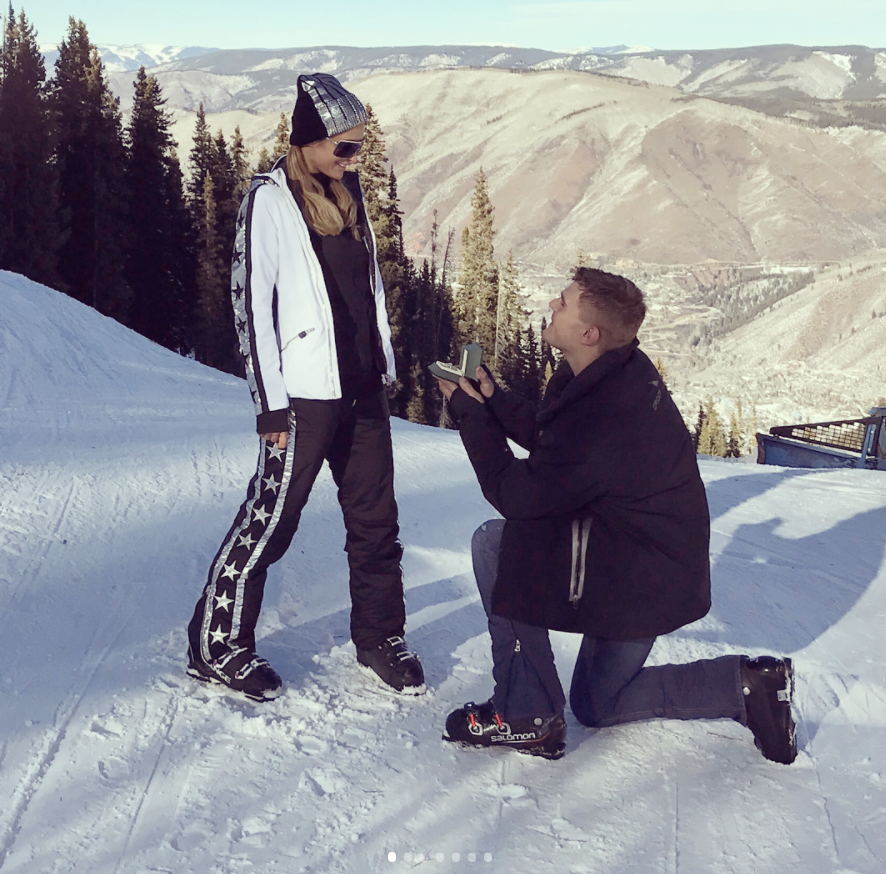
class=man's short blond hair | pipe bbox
[573,267,646,347]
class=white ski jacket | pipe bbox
[230,162,396,431]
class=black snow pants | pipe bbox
[188,391,405,666]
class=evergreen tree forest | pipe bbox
[0,10,549,426]
[691,395,755,458]
[451,168,547,404]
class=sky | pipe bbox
[22,0,886,54]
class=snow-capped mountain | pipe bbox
[40,41,886,109]
[39,43,217,74]
[97,42,886,113]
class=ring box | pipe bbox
[429,343,483,385]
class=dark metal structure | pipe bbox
[756,407,886,471]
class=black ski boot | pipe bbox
[741,656,797,764]
[443,699,566,760]
[187,644,283,703]
[356,636,426,695]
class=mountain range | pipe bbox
[42,41,886,117]
[37,41,886,427]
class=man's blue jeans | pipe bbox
[473,520,747,727]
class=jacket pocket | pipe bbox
[569,518,593,608]
[280,326,316,353]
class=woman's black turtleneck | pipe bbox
[302,173,384,401]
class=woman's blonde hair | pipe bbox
[286,145,359,238]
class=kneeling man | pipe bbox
[437,267,796,763]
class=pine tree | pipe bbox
[188,117,241,374]
[195,173,238,372]
[210,129,237,234]
[187,102,213,210]
[377,167,415,416]
[360,103,388,225]
[727,404,744,458]
[421,213,456,426]
[495,251,525,386]
[697,396,727,456]
[164,147,197,352]
[692,402,706,449]
[124,66,192,351]
[0,5,61,287]
[50,17,130,319]
[404,259,433,425]
[271,111,289,162]
[254,145,272,174]
[511,322,542,404]
[456,168,499,360]
[430,212,455,362]
[230,125,251,201]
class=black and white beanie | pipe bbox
[290,73,368,146]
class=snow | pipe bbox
[419,54,465,68]
[40,44,217,75]
[2,268,886,873]
[683,58,751,92]
[615,54,695,88]
[746,52,857,100]
[813,51,855,79]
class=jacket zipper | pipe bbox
[569,518,593,608]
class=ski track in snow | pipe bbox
[2,271,886,873]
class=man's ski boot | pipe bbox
[443,699,566,760]
[741,656,797,764]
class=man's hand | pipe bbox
[260,431,288,449]
[435,367,495,404]
[474,366,496,399]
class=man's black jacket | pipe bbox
[449,341,711,639]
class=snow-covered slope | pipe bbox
[2,270,886,873]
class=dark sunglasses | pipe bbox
[327,137,364,158]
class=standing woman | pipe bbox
[187,73,424,701]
